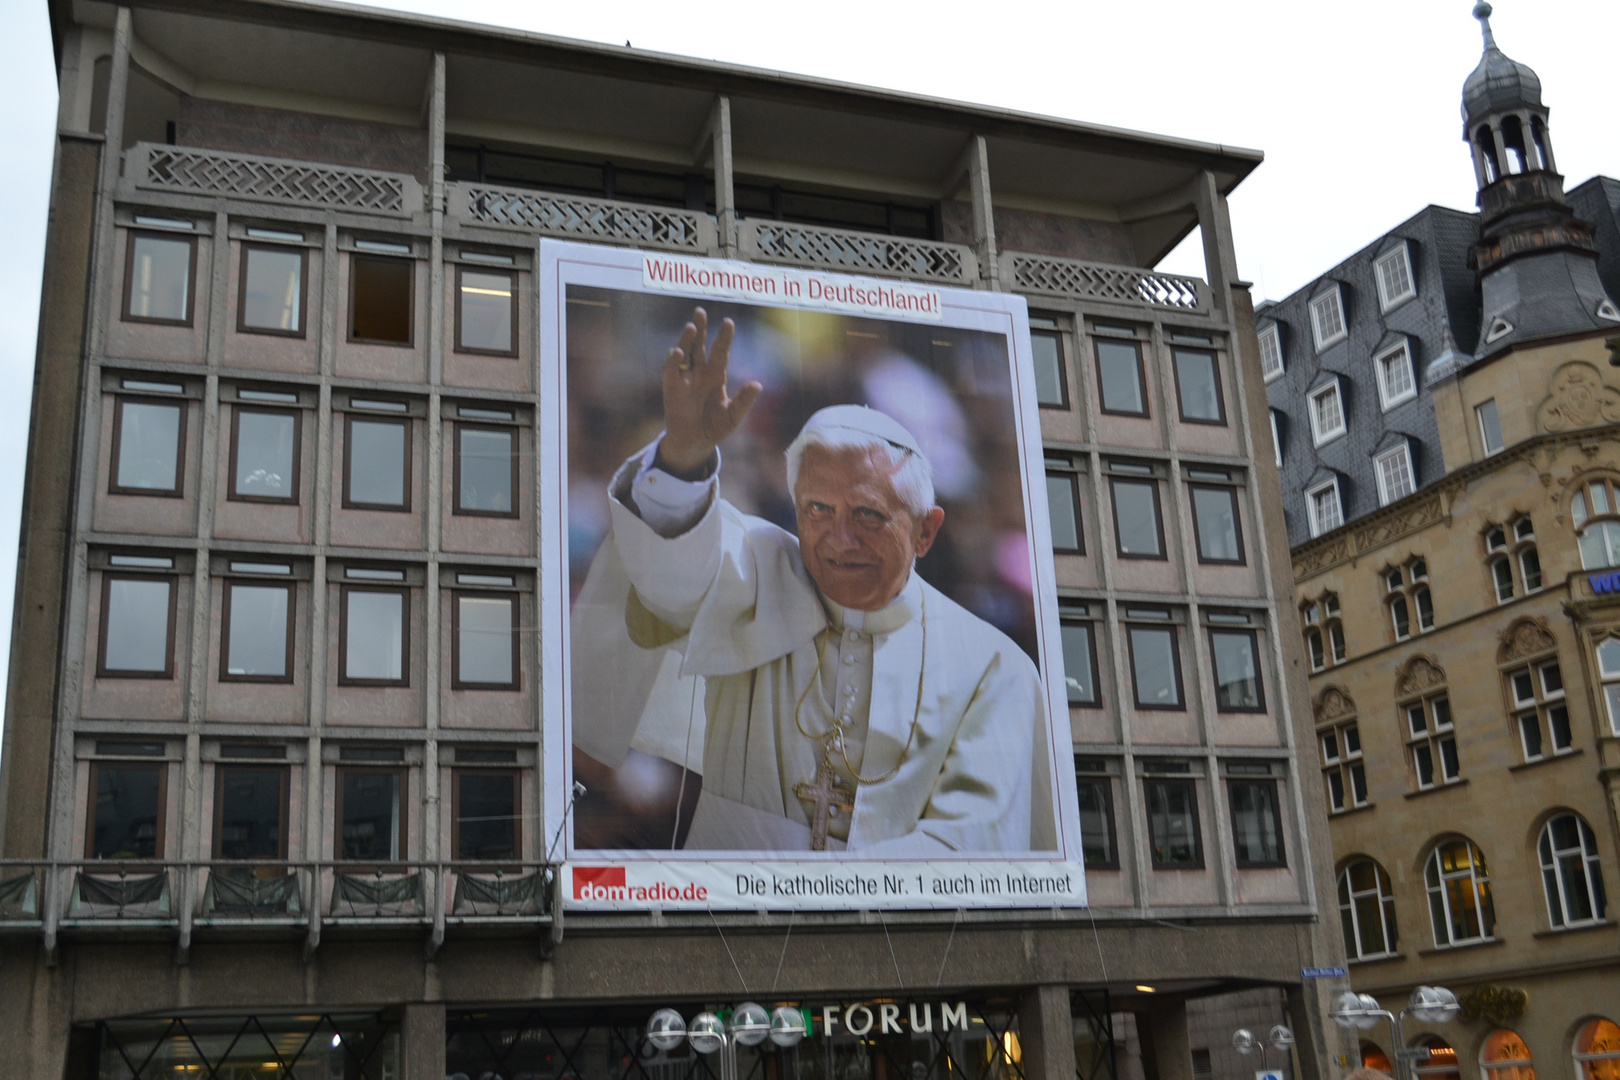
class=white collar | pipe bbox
[819,572,922,636]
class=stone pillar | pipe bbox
[1138,999,1194,1080]
[1019,985,1077,1080]
[402,1001,446,1080]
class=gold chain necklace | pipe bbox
[792,590,926,786]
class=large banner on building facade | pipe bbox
[539,239,1085,909]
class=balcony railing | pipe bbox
[0,860,555,957]
[127,142,420,216]
[450,181,715,252]
[1001,250,1209,312]
[741,219,976,285]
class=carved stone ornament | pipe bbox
[1314,686,1357,723]
[1396,655,1447,697]
[1498,617,1557,663]
[1457,985,1528,1026]
[1536,362,1620,433]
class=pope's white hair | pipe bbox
[784,426,936,518]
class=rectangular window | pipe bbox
[1258,325,1284,382]
[454,770,519,859]
[1375,343,1417,409]
[1128,624,1184,710]
[1210,629,1264,712]
[1518,713,1544,760]
[1229,779,1285,867]
[1110,477,1165,559]
[344,415,411,510]
[341,586,408,686]
[1327,770,1346,811]
[1043,467,1084,555]
[349,254,413,345]
[222,581,293,682]
[337,768,405,861]
[1060,620,1099,706]
[1309,287,1347,349]
[111,397,185,496]
[1031,327,1068,407]
[1190,485,1244,564]
[1330,623,1347,662]
[214,765,288,859]
[87,762,165,859]
[1548,705,1572,751]
[456,266,517,356]
[1145,778,1202,868]
[229,407,300,503]
[1477,399,1504,455]
[1307,481,1343,536]
[1309,383,1346,444]
[123,232,195,325]
[456,424,518,517]
[454,592,519,690]
[1172,347,1225,424]
[1074,774,1117,869]
[1375,245,1417,310]
[99,574,176,678]
[1095,337,1147,416]
[1374,445,1415,504]
[238,244,306,336]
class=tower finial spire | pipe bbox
[1474,1,1498,50]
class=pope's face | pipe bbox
[794,444,944,612]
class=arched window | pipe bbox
[1597,639,1620,738]
[1476,126,1501,183]
[1539,813,1607,928]
[1574,1019,1620,1080]
[1338,858,1398,959]
[1482,1030,1537,1080]
[1363,1045,1394,1072]
[1571,478,1620,569]
[1302,593,1346,670]
[1415,1036,1461,1080]
[1425,838,1495,946]
[1385,561,1433,641]
[1398,658,1459,791]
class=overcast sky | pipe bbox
[0,0,1617,697]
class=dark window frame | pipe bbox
[453,422,521,519]
[1094,336,1149,417]
[451,768,522,861]
[1189,483,1246,565]
[342,413,413,512]
[1127,622,1185,711]
[227,405,302,504]
[1227,778,1287,868]
[219,578,296,684]
[1074,772,1119,869]
[1144,777,1204,870]
[85,760,167,859]
[1171,346,1227,425]
[1046,467,1085,555]
[346,252,416,347]
[1060,618,1101,707]
[453,264,520,358]
[236,242,309,338]
[1209,627,1267,713]
[121,230,198,327]
[338,584,411,688]
[451,590,522,691]
[1109,475,1167,561]
[211,763,290,860]
[334,765,409,862]
[1031,326,1071,410]
[97,572,178,679]
[109,395,188,498]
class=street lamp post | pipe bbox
[1234,1024,1295,1080]
[1330,987,1460,1080]
[648,1003,809,1080]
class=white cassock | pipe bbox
[570,440,1055,856]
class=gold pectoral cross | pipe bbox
[793,759,855,852]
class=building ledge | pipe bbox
[1508,748,1584,772]
[1329,803,1376,820]
[1416,936,1505,958]
[1404,778,1470,800]
[1531,919,1615,940]
[1347,952,1406,968]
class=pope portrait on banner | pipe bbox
[571,307,1055,856]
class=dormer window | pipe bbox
[1309,286,1347,350]
[1309,381,1346,445]
[1374,245,1417,311]
[1258,324,1284,382]
[1374,342,1417,410]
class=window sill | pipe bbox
[1348,951,1406,968]
[1417,937,1504,957]
[1509,748,1583,772]
[1532,920,1614,939]
[1405,778,1468,800]
[1329,803,1375,819]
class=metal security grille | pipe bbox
[138,145,411,214]
[1006,254,1205,311]
[746,221,975,284]
[1072,991,1118,1080]
[459,184,710,251]
[96,1011,398,1079]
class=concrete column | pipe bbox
[1193,171,1237,322]
[1285,983,1329,1080]
[402,1001,446,1080]
[1019,985,1077,1080]
[963,135,999,289]
[700,95,737,256]
[1138,999,1194,1080]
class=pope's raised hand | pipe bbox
[656,307,762,479]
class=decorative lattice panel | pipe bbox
[140,146,410,213]
[750,222,973,284]
[1008,253,1205,310]
[461,186,707,251]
